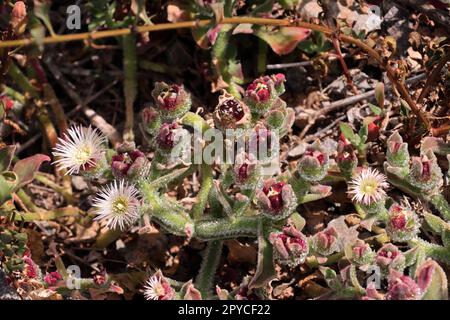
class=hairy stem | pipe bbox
[192,164,214,221]
[195,240,223,298]
[122,34,137,142]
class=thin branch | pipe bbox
[417,51,450,105]
[0,17,431,132]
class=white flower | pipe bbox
[347,167,389,206]
[143,271,175,300]
[92,180,140,230]
[52,125,106,175]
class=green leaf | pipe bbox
[416,260,448,300]
[400,99,411,117]
[0,146,15,172]
[33,0,56,36]
[290,212,306,231]
[0,175,12,204]
[298,31,332,55]
[339,123,360,146]
[358,124,368,144]
[423,212,448,234]
[442,228,450,249]
[368,103,382,116]
[131,0,152,25]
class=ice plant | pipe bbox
[111,149,148,180]
[143,270,175,300]
[345,239,375,266]
[375,243,405,276]
[386,269,422,300]
[141,107,162,135]
[244,75,281,115]
[213,92,250,130]
[386,131,409,169]
[92,180,140,230]
[347,167,389,214]
[336,137,358,178]
[269,225,309,266]
[155,122,190,160]
[297,147,329,182]
[151,82,191,120]
[386,204,420,242]
[256,179,297,220]
[52,125,107,176]
[45,76,450,300]
[310,227,340,256]
[233,152,260,188]
[409,152,443,193]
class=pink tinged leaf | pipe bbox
[13,154,50,189]
[256,27,311,55]
[108,281,124,295]
[416,260,448,300]
[207,24,222,45]
[166,4,188,23]
[183,281,202,300]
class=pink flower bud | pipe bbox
[151,82,191,120]
[311,227,339,256]
[246,78,270,102]
[361,282,384,300]
[23,253,39,279]
[375,243,405,275]
[386,204,419,242]
[244,76,280,114]
[336,140,358,175]
[182,281,202,300]
[0,95,14,112]
[269,225,309,266]
[141,107,161,135]
[111,149,147,179]
[10,1,27,35]
[44,271,62,286]
[233,152,259,187]
[256,179,297,220]
[410,151,442,192]
[367,117,381,142]
[347,239,375,266]
[156,123,179,151]
[386,269,421,300]
[297,148,329,182]
[386,131,409,167]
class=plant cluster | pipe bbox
[16,74,444,300]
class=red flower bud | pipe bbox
[256,178,296,220]
[213,93,250,130]
[44,271,62,286]
[0,95,14,113]
[156,123,179,150]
